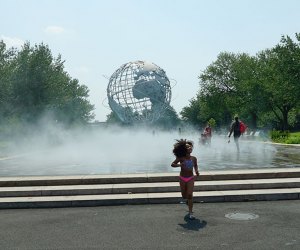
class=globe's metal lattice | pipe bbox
[107,61,172,123]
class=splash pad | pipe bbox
[0,129,299,176]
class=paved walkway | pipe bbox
[0,200,299,249]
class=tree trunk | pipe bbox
[282,109,289,131]
[250,111,257,129]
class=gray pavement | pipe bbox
[0,200,299,250]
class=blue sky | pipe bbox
[1,0,300,121]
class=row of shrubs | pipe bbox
[270,130,300,144]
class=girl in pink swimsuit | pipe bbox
[171,139,199,219]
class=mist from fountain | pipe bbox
[0,121,285,177]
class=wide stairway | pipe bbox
[0,168,300,208]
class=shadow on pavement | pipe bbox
[178,214,207,231]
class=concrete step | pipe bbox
[1,168,300,187]
[1,169,299,208]
[0,188,299,209]
[1,178,300,197]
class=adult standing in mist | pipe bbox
[228,116,241,152]
[171,139,199,220]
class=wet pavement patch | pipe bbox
[225,212,259,220]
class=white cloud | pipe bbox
[0,35,24,49]
[44,26,65,35]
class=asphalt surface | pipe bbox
[0,200,299,250]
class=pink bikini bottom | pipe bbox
[179,176,194,183]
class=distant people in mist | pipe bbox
[228,116,241,152]
[178,127,182,135]
[171,139,199,220]
[203,123,212,145]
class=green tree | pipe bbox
[10,42,94,125]
[0,41,16,123]
[106,111,123,125]
[230,53,269,128]
[258,34,300,130]
[181,34,300,131]
[191,52,270,129]
[191,52,247,128]
[199,52,246,127]
[154,105,181,129]
[180,96,201,124]
[208,118,216,127]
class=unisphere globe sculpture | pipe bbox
[107,61,172,123]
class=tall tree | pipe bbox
[154,105,181,129]
[231,53,268,128]
[180,96,201,124]
[258,34,300,130]
[10,42,94,125]
[0,40,16,123]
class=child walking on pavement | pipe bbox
[171,139,199,219]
